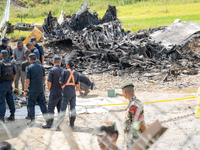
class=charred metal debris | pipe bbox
[42,2,200,81]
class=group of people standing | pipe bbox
[0,37,94,128]
[0,37,44,122]
[14,37,44,95]
[0,37,146,149]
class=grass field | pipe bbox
[117,2,200,31]
[1,0,200,39]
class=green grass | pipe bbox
[122,14,200,31]
[116,2,200,31]
[9,17,45,25]
[6,30,31,41]
[0,0,200,39]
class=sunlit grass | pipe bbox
[122,14,200,32]
[117,3,200,19]
[9,17,45,24]
[6,30,31,42]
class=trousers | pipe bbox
[59,95,76,122]
[15,66,25,91]
[27,92,47,119]
[48,94,62,114]
[0,81,15,117]
[80,82,90,91]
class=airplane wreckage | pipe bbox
[42,1,200,81]
[1,1,200,81]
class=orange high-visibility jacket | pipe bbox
[61,69,76,89]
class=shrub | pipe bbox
[42,0,50,4]
[28,1,36,7]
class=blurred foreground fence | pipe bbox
[0,93,199,150]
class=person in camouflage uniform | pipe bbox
[121,82,146,149]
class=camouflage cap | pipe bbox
[121,82,134,89]
[94,121,118,136]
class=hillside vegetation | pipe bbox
[0,0,200,39]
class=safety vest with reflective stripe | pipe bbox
[61,69,75,89]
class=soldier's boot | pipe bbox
[7,113,15,121]
[42,119,53,129]
[0,117,5,123]
[27,118,35,126]
[70,118,75,130]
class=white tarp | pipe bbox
[150,20,200,49]
[0,0,10,29]
[5,97,125,119]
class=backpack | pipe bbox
[0,60,14,81]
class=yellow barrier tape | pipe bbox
[13,87,196,107]
[143,96,196,104]
[77,96,196,107]
[77,103,129,107]
[13,87,24,93]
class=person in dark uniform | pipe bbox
[21,49,41,120]
[77,73,95,96]
[24,53,47,125]
[30,37,44,65]
[42,56,63,129]
[59,59,79,129]
[0,50,16,122]
[29,37,46,104]
[21,50,41,73]
[0,38,13,60]
[25,42,40,61]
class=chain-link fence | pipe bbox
[0,77,199,150]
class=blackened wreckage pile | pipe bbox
[42,2,200,82]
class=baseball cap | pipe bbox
[2,38,8,43]
[66,59,74,66]
[28,53,36,58]
[53,55,61,60]
[29,37,37,42]
[1,50,8,55]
